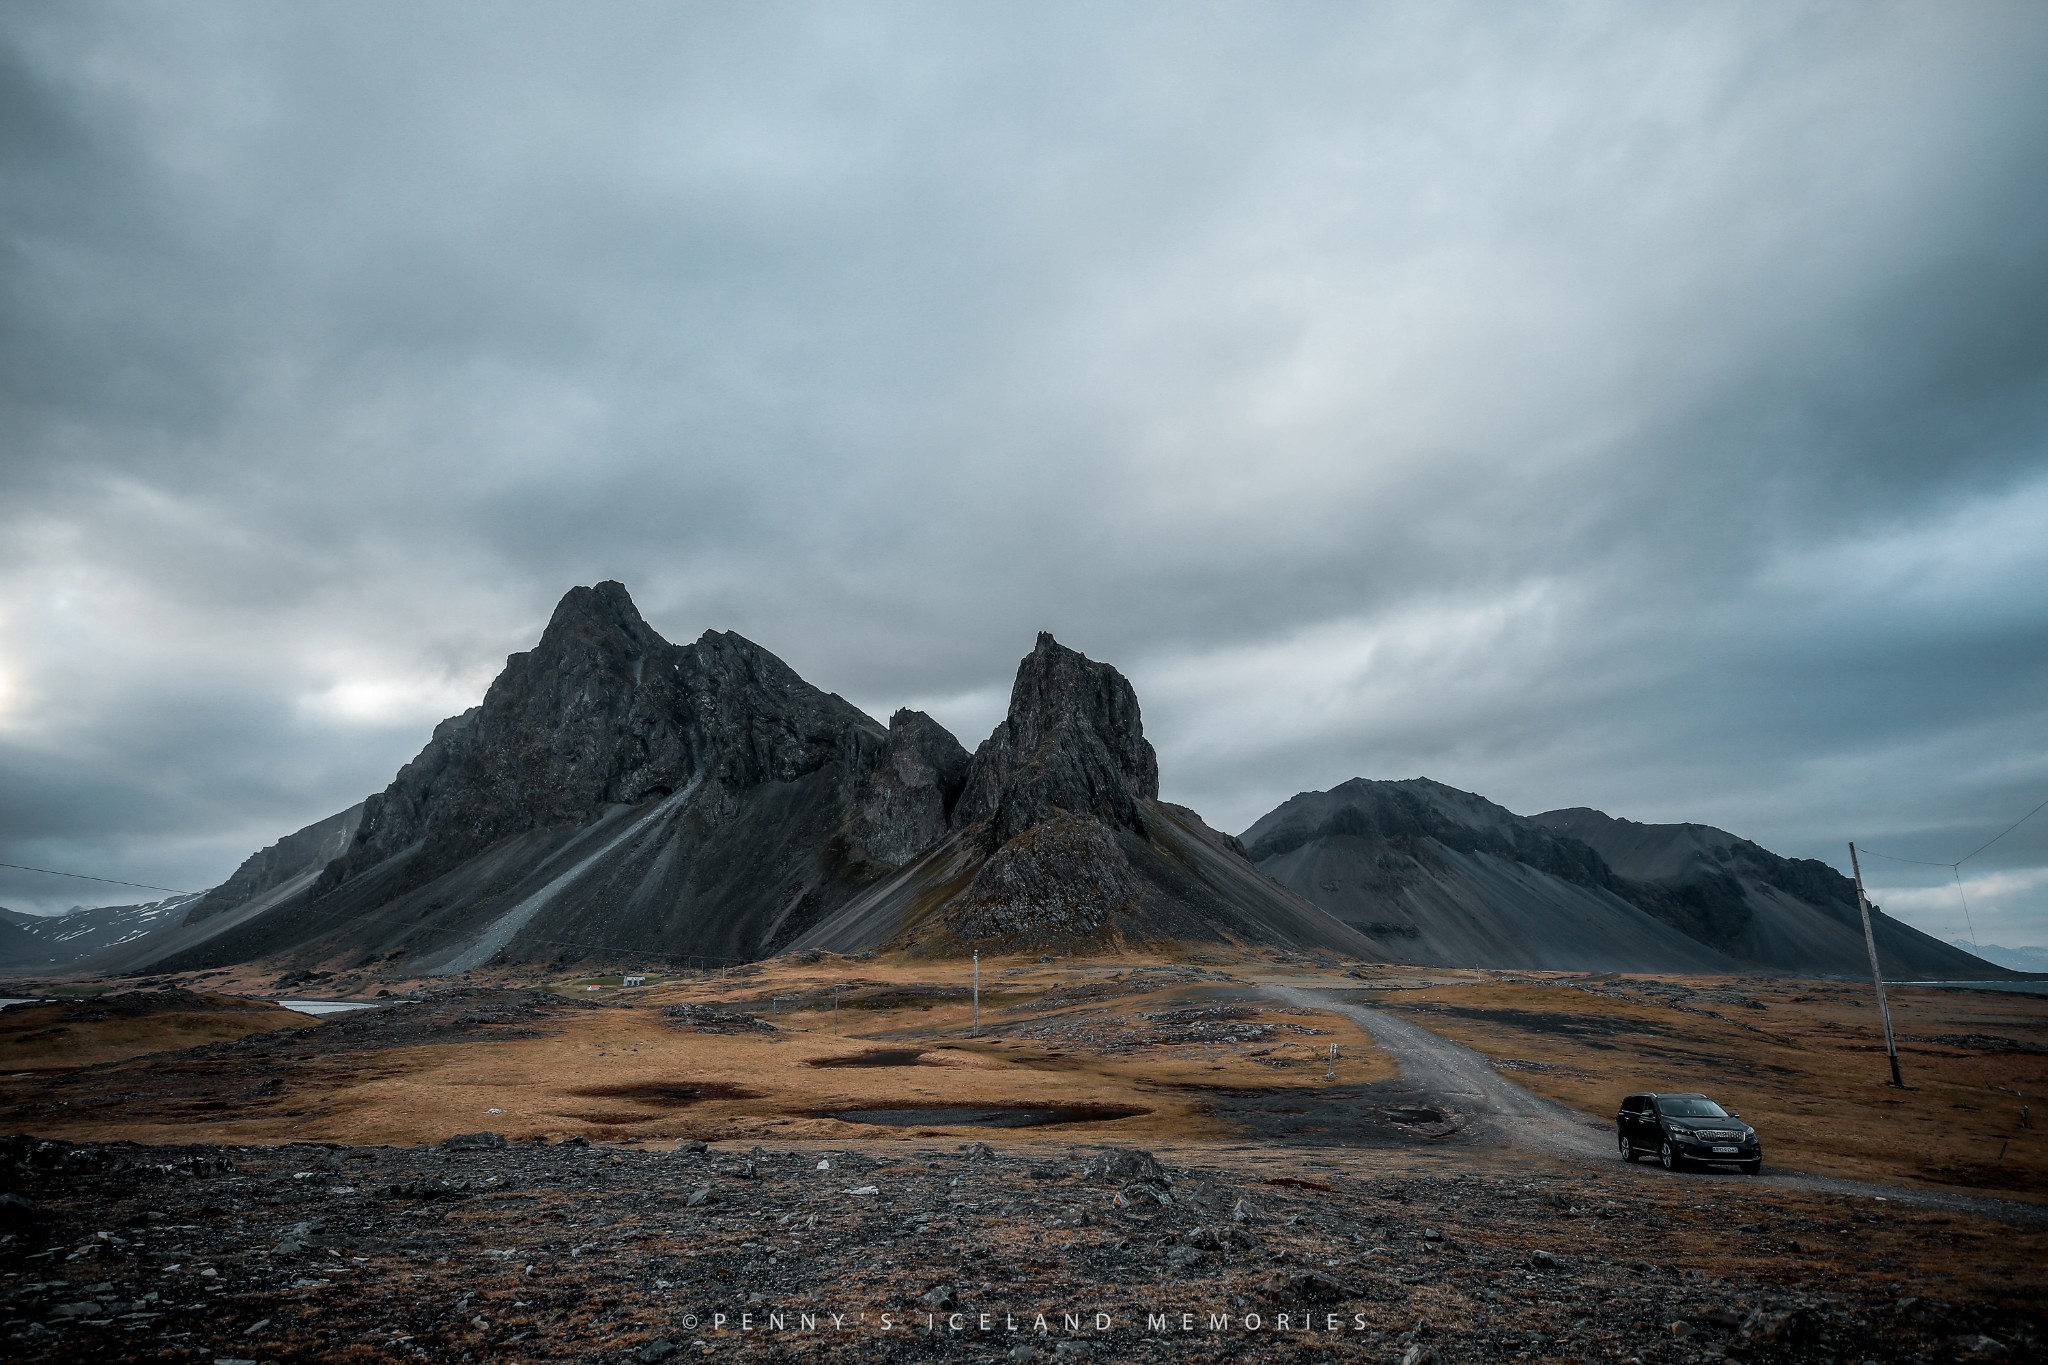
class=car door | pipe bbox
[1621,1094,1647,1143]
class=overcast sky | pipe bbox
[3,3,2045,949]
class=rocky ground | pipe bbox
[1,1133,2039,1364]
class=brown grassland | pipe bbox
[1,954,2041,1204]
[1336,968,2048,1200]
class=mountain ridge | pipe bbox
[1243,777,2005,977]
[14,581,2009,981]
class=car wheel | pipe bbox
[1741,1160,1761,1176]
[1659,1140,1679,1171]
[1619,1130,1637,1162]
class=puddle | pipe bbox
[564,1110,662,1127]
[1167,1084,1474,1148]
[571,1082,761,1105]
[825,1104,1148,1129]
[1381,1105,1461,1138]
[806,1049,936,1068]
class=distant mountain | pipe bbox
[1241,779,1735,972]
[793,633,1382,959]
[75,805,366,976]
[1953,941,2048,974]
[1240,778,2007,977]
[1533,806,1996,978]
[0,895,202,972]
[0,907,40,966]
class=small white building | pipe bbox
[622,974,647,987]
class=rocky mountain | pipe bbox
[0,907,38,967]
[1531,806,2005,978]
[1243,778,1734,972]
[1954,941,2048,974]
[0,895,203,973]
[69,807,367,977]
[792,634,1384,959]
[42,578,1999,982]
[1243,777,2007,977]
[127,583,971,976]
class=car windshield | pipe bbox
[1660,1097,1730,1118]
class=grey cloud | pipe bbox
[1,2,2043,945]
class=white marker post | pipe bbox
[972,949,980,1037]
[1848,842,1904,1088]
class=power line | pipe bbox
[1955,791,2048,867]
[1857,790,2045,961]
[1853,849,1955,869]
[1953,865,1981,956]
[0,863,195,896]
[1858,789,2048,872]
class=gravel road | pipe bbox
[1265,986,1612,1160]
[1268,984,2048,1226]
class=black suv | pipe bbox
[1617,1093,1761,1173]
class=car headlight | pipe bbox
[1664,1125,1694,1140]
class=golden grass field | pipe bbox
[3,954,2043,1203]
[1340,968,2048,1199]
[0,990,318,1072]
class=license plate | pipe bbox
[1714,1146,1738,1153]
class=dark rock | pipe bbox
[1259,1269,1351,1303]
[951,633,1159,845]
[439,1132,505,1152]
[637,1340,678,1363]
[661,1004,774,1034]
[953,816,1142,941]
[1115,1182,1172,1209]
[1956,1334,2010,1359]
[1743,1308,1823,1344]
[1085,1148,1168,1185]
[845,710,971,864]
[0,1194,48,1231]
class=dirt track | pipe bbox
[1269,985,2048,1227]
[1265,986,1610,1160]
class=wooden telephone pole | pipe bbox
[1848,843,1904,1088]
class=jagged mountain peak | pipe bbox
[950,633,1160,845]
[537,581,666,658]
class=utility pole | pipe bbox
[1848,843,1904,1088]
[833,986,840,1036]
[972,950,980,1037]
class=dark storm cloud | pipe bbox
[3,2,2045,944]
